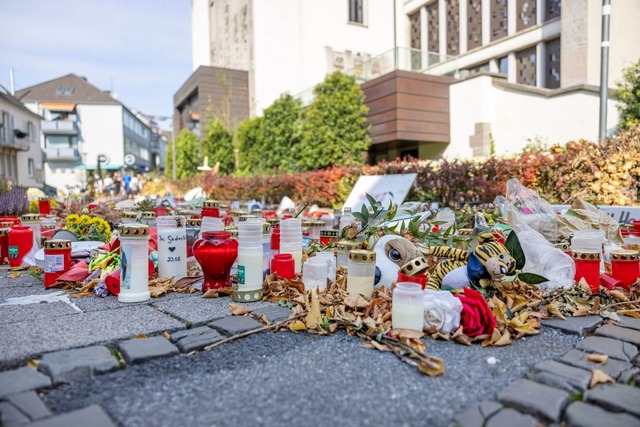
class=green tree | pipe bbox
[261,94,304,172]
[298,71,371,171]
[616,58,640,130]
[202,118,235,175]
[165,129,200,179]
[237,116,264,174]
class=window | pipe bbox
[348,0,364,24]
[516,0,537,31]
[28,159,34,177]
[516,46,537,86]
[545,0,561,21]
[490,0,508,41]
[45,135,78,148]
[55,86,74,95]
[545,38,561,89]
[27,121,34,140]
[467,0,483,50]
[498,56,509,75]
[400,148,419,160]
[0,111,5,142]
[446,0,460,55]
[427,1,439,53]
[409,11,421,49]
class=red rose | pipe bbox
[453,288,496,337]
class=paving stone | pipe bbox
[38,346,120,385]
[5,391,51,420]
[617,316,640,332]
[485,408,538,427]
[0,302,80,326]
[595,324,640,346]
[527,360,592,393]
[170,326,225,352]
[542,316,603,337]
[0,368,51,399]
[210,315,263,336]
[0,401,30,427]
[252,305,292,323]
[565,401,640,427]
[584,383,640,419]
[558,349,632,379]
[152,296,273,326]
[117,336,178,364]
[0,305,185,368]
[453,400,502,427]
[24,404,116,427]
[497,379,570,422]
[576,336,638,362]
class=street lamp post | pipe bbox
[147,115,175,179]
[598,0,611,140]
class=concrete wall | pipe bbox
[16,118,42,188]
[192,0,212,70]
[447,73,619,158]
[77,104,124,170]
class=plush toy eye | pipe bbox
[388,249,402,261]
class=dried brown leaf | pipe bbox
[132,334,148,339]
[229,303,253,316]
[289,320,307,331]
[417,357,445,377]
[163,331,171,340]
[586,354,608,364]
[8,271,21,279]
[589,369,615,388]
[202,287,232,298]
[494,330,512,347]
[305,289,323,329]
[609,290,629,301]
[369,340,392,352]
[546,302,566,320]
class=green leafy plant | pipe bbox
[616,58,640,131]
[504,231,549,285]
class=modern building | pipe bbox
[188,0,640,160]
[0,85,43,188]
[15,74,156,194]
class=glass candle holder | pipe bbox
[38,197,51,215]
[21,214,41,249]
[347,250,376,299]
[320,229,339,248]
[337,240,359,268]
[392,282,424,331]
[332,208,342,230]
[157,216,187,281]
[339,207,355,231]
[185,218,202,258]
[43,239,71,288]
[234,221,264,302]
[201,200,220,218]
[141,211,157,227]
[118,224,151,303]
[610,250,639,288]
[308,220,324,241]
[314,251,337,283]
[121,211,139,224]
[573,249,601,292]
[303,257,329,290]
[193,231,238,292]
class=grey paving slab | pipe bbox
[0,302,79,326]
[117,336,178,364]
[558,349,633,379]
[617,316,640,332]
[0,285,61,300]
[576,336,638,361]
[0,305,185,369]
[497,379,570,422]
[595,324,640,346]
[565,401,640,427]
[170,326,224,352]
[0,274,44,288]
[210,315,263,336]
[0,401,30,427]
[4,391,51,421]
[485,408,538,427]
[584,383,640,419]
[252,305,292,323]
[542,316,603,336]
[24,404,116,427]
[152,295,273,325]
[38,345,120,384]
[453,400,502,427]
[527,360,592,393]
[0,368,51,399]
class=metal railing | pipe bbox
[297,47,458,106]
[43,147,81,161]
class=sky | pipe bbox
[0,0,192,126]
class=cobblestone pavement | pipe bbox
[1,273,639,426]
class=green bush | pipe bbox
[202,118,234,175]
[616,58,640,131]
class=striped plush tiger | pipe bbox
[425,233,516,290]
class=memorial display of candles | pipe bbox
[201,216,224,233]
[230,210,244,226]
[337,240,359,268]
[118,224,151,303]
[234,221,263,302]
[302,257,329,290]
[572,249,601,292]
[8,225,33,267]
[157,216,187,281]
[21,214,41,249]
[308,220,324,241]
[141,211,156,227]
[121,211,139,224]
[392,282,424,331]
[279,218,303,274]
[320,229,339,248]
[339,207,354,231]
[610,250,639,288]
[185,218,202,258]
[271,253,294,279]
[346,250,376,299]
[38,197,51,215]
[262,222,271,278]
[193,231,238,292]
[43,239,71,288]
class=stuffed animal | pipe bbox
[373,235,428,288]
[425,232,516,290]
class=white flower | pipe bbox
[423,289,462,334]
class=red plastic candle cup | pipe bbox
[0,217,21,226]
[105,268,122,295]
[270,228,281,251]
[601,273,624,290]
[0,228,9,264]
[201,200,220,218]
[396,271,428,289]
[632,220,640,233]
[193,231,238,292]
[43,239,72,288]
[38,198,51,215]
[319,229,340,248]
[572,250,601,292]
[271,253,295,279]
[610,250,639,289]
[8,226,34,267]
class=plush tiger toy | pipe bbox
[424,233,516,290]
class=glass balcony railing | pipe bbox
[297,47,458,106]
[43,147,81,161]
[41,120,78,133]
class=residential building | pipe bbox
[188,0,640,161]
[0,85,43,188]
[15,74,154,194]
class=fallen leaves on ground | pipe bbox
[150,275,198,298]
[587,354,608,364]
[229,303,253,316]
[590,369,615,388]
[202,287,232,298]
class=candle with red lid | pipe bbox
[43,239,72,288]
[38,197,51,215]
[572,249,601,292]
[610,250,639,288]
